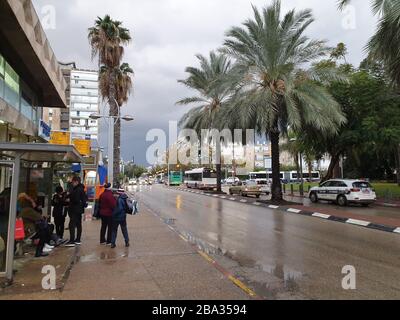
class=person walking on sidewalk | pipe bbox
[52,186,67,240]
[111,192,130,248]
[99,183,116,245]
[65,176,88,247]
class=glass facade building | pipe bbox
[0,52,41,126]
[69,70,99,142]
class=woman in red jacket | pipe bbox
[99,183,117,245]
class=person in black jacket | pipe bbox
[52,186,67,240]
[65,177,87,247]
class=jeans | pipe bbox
[111,220,129,245]
[35,223,53,257]
[69,214,82,242]
[100,216,113,244]
[54,215,65,239]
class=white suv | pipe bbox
[309,179,377,207]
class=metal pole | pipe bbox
[299,152,304,196]
[108,116,114,187]
[6,154,20,282]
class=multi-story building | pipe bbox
[0,0,69,279]
[69,69,99,143]
[0,0,67,143]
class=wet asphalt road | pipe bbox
[132,185,400,300]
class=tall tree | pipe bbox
[223,0,346,201]
[88,15,132,187]
[177,52,235,193]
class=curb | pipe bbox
[166,186,400,236]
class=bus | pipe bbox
[184,168,217,190]
[249,171,321,183]
[168,171,183,186]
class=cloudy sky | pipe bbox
[32,0,375,165]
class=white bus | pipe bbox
[184,168,218,190]
[249,171,321,183]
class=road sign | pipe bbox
[73,139,91,156]
[50,131,70,145]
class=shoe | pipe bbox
[35,252,49,258]
[45,244,55,250]
[64,241,76,247]
[100,242,106,245]
[125,242,130,248]
[74,241,82,246]
[106,243,112,246]
[43,247,53,253]
[111,244,116,249]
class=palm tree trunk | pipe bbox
[323,152,341,182]
[109,70,120,188]
[270,127,283,202]
[295,153,300,184]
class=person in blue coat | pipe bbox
[111,192,130,248]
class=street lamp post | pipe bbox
[90,113,134,187]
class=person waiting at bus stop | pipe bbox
[98,183,116,245]
[111,191,130,249]
[65,177,88,247]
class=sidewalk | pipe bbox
[1,206,250,300]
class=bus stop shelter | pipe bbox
[0,143,83,282]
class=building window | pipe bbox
[4,62,20,109]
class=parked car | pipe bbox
[225,177,241,185]
[309,179,377,207]
[256,180,271,195]
[229,180,262,198]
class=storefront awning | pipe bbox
[0,143,83,163]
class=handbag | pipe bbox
[15,218,26,241]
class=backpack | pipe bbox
[125,198,139,215]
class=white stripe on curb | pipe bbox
[312,213,331,219]
[346,219,371,227]
[287,208,302,214]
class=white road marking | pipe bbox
[346,219,371,227]
[287,208,302,214]
[394,228,400,234]
[312,213,331,219]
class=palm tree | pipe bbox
[88,15,132,186]
[177,52,235,192]
[222,0,346,201]
[99,63,134,180]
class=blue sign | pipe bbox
[39,120,51,141]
